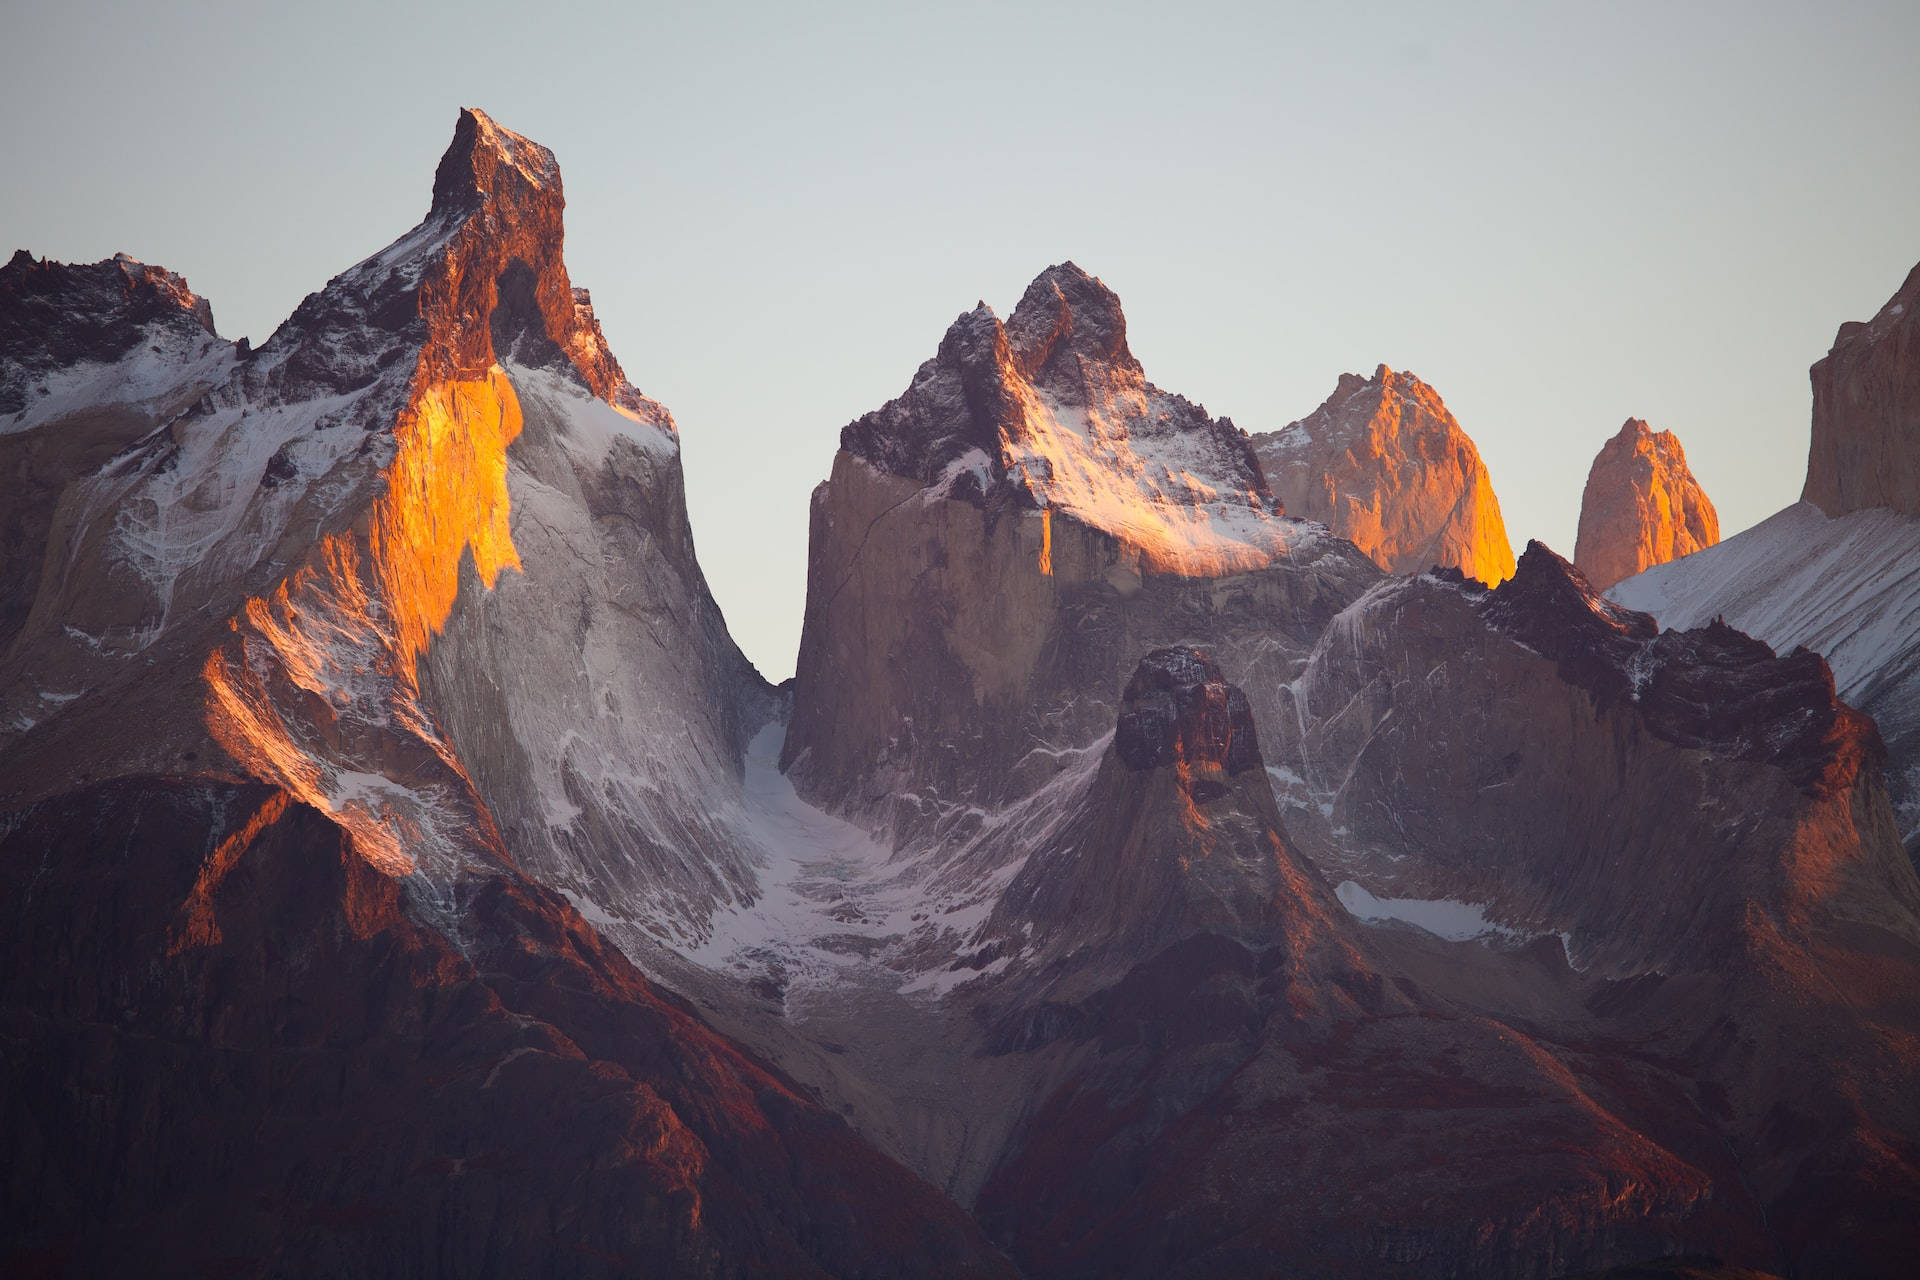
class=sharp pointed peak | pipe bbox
[430,107,562,218]
[1004,260,1135,378]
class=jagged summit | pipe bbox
[1573,417,1720,590]
[1,250,224,418]
[251,106,664,423]
[1251,362,1516,584]
[429,106,561,216]
[839,261,1290,575]
[1004,260,1140,381]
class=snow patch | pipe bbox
[1335,879,1527,943]
[506,361,675,463]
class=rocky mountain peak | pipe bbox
[1573,417,1720,590]
[1003,260,1140,385]
[254,107,653,418]
[1804,258,1920,519]
[832,263,1288,575]
[1251,362,1515,583]
[1114,646,1264,793]
[429,106,562,218]
[1,250,222,415]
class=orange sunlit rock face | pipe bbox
[1574,418,1719,591]
[369,369,524,665]
[188,106,682,882]
[201,369,527,877]
[1252,365,1516,585]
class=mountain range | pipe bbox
[4,109,1918,1279]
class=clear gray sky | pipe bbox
[6,1,1917,679]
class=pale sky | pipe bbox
[6,1,1917,679]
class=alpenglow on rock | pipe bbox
[0,108,1018,1277]
[1805,258,1920,519]
[1573,417,1720,590]
[1250,364,1516,584]
[783,261,1381,846]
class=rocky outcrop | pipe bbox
[1804,260,1920,518]
[1278,542,1913,971]
[983,647,1349,979]
[783,263,1381,850]
[1575,418,1720,590]
[1251,364,1516,584]
[1611,501,1920,861]
[966,649,1794,1279]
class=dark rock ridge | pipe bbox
[1113,646,1264,782]
[1480,543,1850,789]
[1278,541,1909,973]
[1611,501,1920,862]
[1805,259,1920,518]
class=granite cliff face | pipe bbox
[1251,364,1516,585]
[1278,544,1911,970]
[1615,255,1920,863]
[1804,260,1920,519]
[782,264,1381,851]
[1,108,772,941]
[1575,418,1720,590]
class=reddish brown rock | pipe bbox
[1804,260,1920,518]
[1575,418,1720,590]
[1251,364,1516,584]
[0,778,1015,1277]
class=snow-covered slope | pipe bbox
[1612,500,1920,852]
